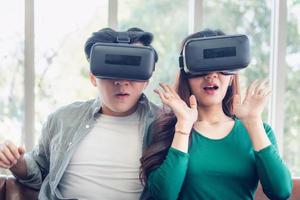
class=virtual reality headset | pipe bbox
[179,34,250,76]
[90,42,157,81]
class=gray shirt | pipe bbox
[15,94,160,200]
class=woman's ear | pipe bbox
[89,72,97,87]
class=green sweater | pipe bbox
[147,119,292,200]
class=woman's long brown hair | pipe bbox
[140,29,240,184]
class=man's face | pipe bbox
[90,73,148,116]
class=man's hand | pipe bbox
[0,140,25,169]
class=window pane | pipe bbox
[0,0,24,174]
[35,0,108,142]
[203,1,272,121]
[119,0,188,104]
[0,1,24,145]
[285,0,300,176]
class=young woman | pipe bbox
[140,30,292,200]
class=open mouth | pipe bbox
[203,85,219,91]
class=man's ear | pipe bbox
[143,81,149,90]
[89,72,97,87]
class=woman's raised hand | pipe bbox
[154,83,198,130]
[233,79,271,121]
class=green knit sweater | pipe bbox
[147,119,292,200]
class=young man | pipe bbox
[0,27,160,200]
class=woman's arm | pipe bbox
[147,147,189,200]
[146,83,198,199]
[233,79,292,199]
[154,83,198,153]
[254,124,292,200]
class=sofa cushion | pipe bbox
[5,176,39,200]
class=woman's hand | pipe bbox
[233,79,271,122]
[154,83,198,131]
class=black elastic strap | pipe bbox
[179,55,184,69]
[117,32,130,43]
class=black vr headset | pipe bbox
[179,34,251,76]
[90,32,157,81]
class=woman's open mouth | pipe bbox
[203,84,219,95]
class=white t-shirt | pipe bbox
[58,110,143,200]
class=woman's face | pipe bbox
[188,72,233,107]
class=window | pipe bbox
[203,0,272,121]
[0,1,24,146]
[0,0,24,174]
[285,0,300,176]
[34,0,108,141]
[119,0,189,103]
[0,0,299,177]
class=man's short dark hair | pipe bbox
[84,27,158,62]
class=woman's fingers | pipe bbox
[166,84,180,99]
[159,83,172,94]
[245,79,259,99]
[259,88,272,97]
[156,83,180,101]
[254,79,268,95]
[154,89,167,102]
[189,95,197,109]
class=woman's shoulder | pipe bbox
[234,117,273,131]
[234,117,277,145]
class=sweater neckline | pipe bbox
[192,118,239,141]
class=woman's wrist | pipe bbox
[175,121,193,134]
[241,117,263,128]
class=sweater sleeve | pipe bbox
[147,147,189,200]
[254,123,293,200]
[14,113,54,190]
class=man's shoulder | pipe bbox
[148,101,161,112]
[48,99,96,121]
[141,97,162,118]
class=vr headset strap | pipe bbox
[179,49,184,69]
[117,32,131,43]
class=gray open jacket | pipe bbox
[15,94,161,200]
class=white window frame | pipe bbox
[268,0,287,155]
[24,0,35,151]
